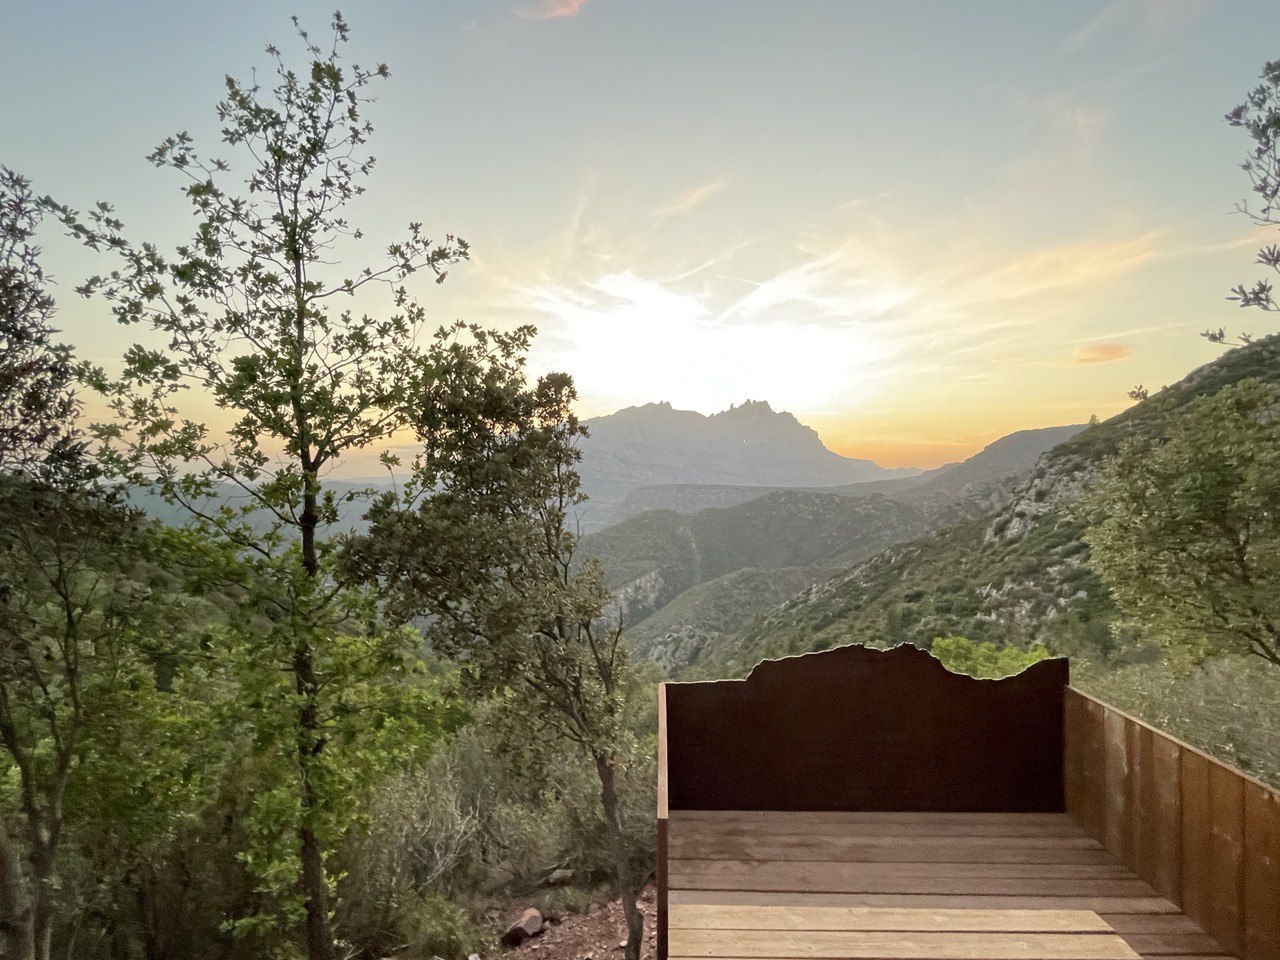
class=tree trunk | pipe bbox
[298,824,334,960]
[595,754,643,960]
[0,811,36,960]
[294,634,335,960]
[296,497,336,960]
[31,865,53,960]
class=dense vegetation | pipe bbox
[0,18,654,960]
[4,15,1280,960]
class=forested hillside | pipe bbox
[588,423,1084,671]
[698,335,1280,782]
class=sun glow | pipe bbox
[526,271,900,415]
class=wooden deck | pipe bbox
[665,811,1234,960]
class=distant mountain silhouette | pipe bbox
[576,400,917,530]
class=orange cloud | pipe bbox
[1072,343,1132,364]
[515,0,592,20]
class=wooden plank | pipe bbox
[672,875,1156,897]
[668,838,1111,865]
[1180,750,1212,934]
[658,817,669,960]
[670,811,1078,825]
[671,819,1090,839]
[1133,725,1156,883]
[658,683,669,819]
[1065,686,1087,823]
[668,929,1140,959]
[668,904,1114,932]
[1105,710,1136,866]
[668,860,1130,891]
[1243,781,1280,960]
[1074,693,1108,841]
[1206,762,1245,956]
[1122,933,1227,955]
[658,682,669,960]
[1148,730,1184,904]
[668,890,1180,913]
[670,831,1103,850]
[1100,914,1210,935]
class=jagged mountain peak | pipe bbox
[576,400,916,530]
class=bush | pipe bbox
[396,892,490,960]
[338,697,657,955]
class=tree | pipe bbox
[1215,58,1280,343]
[344,365,649,960]
[0,168,82,481]
[1084,379,1280,670]
[928,636,1050,679]
[49,15,484,958]
[0,479,213,960]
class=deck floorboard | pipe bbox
[666,812,1235,960]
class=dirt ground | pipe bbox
[498,886,658,960]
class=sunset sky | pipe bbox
[6,0,1280,469]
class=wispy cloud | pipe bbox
[1059,0,1213,56]
[652,181,726,223]
[960,230,1167,304]
[1073,343,1133,364]
[513,0,592,20]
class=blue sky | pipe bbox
[5,0,1280,467]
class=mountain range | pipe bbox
[582,420,1087,671]
[685,334,1280,681]
[574,399,918,530]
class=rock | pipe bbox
[501,908,544,946]
[469,954,482,960]
[546,867,575,886]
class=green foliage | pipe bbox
[347,364,652,960]
[393,893,489,960]
[0,479,228,960]
[1084,379,1280,668]
[337,701,655,958]
[1218,58,1280,338]
[928,636,1051,679]
[0,168,83,482]
[45,15,493,959]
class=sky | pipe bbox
[5,0,1280,470]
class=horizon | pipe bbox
[5,0,1280,470]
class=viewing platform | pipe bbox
[655,645,1280,960]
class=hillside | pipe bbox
[588,491,928,627]
[588,423,1086,672]
[702,335,1280,680]
[574,400,917,530]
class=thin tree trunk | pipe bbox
[31,853,53,960]
[0,810,36,960]
[298,824,334,960]
[296,495,336,960]
[595,755,643,960]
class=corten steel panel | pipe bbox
[1069,688,1280,960]
[663,644,1069,812]
[1244,782,1280,960]
[1207,762,1246,956]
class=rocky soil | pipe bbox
[497,887,658,960]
